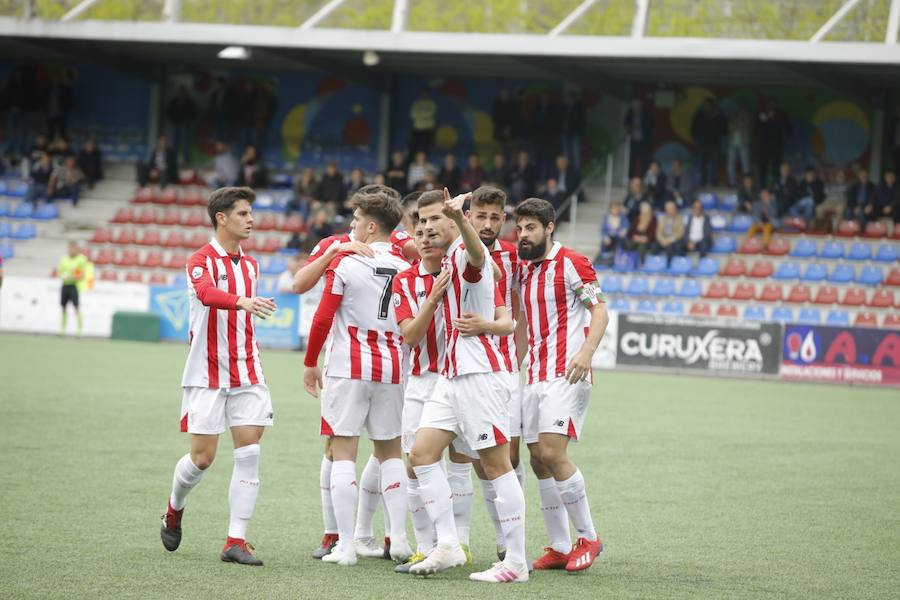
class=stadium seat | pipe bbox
[0,200,9,218]
[854,312,878,327]
[730,282,756,301]
[825,309,850,326]
[99,270,119,282]
[743,305,766,321]
[135,208,156,225]
[846,242,872,261]
[158,209,180,226]
[12,202,33,219]
[133,187,156,204]
[93,247,114,266]
[0,243,13,259]
[12,223,36,239]
[641,255,667,274]
[137,230,161,247]
[256,214,278,231]
[759,283,784,302]
[662,300,684,316]
[711,236,737,254]
[692,257,719,276]
[786,284,812,304]
[874,244,900,262]
[819,241,844,259]
[164,252,188,270]
[801,263,827,282]
[863,221,887,238]
[608,297,631,312]
[163,231,184,248]
[797,307,822,324]
[186,232,207,249]
[157,188,178,205]
[112,229,136,245]
[710,214,728,232]
[763,237,790,256]
[886,268,900,286]
[601,275,622,294]
[867,289,895,308]
[280,215,305,234]
[261,256,286,275]
[147,273,169,285]
[789,239,817,258]
[718,194,738,212]
[770,306,794,322]
[115,250,139,267]
[0,222,10,238]
[703,281,729,299]
[699,193,717,210]
[111,207,133,224]
[729,213,754,233]
[857,266,883,286]
[182,211,206,228]
[721,258,745,277]
[668,256,692,276]
[780,217,806,233]
[186,188,207,207]
[715,304,737,318]
[894,227,900,241]
[835,220,860,237]
[883,313,900,328]
[689,302,712,316]
[261,238,282,253]
[141,251,163,269]
[34,204,59,220]
[635,299,657,314]
[748,260,774,278]
[827,264,855,284]
[813,285,838,305]
[178,170,196,185]
[773,261,800,280]
[242,237,258,252]
[676,279,703,299]
[625,277,650,296]
[651,278,675,297]
[738,237,763,254]
[124,272,144,283]
[840,288,866,307]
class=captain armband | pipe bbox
[575,282,605,308]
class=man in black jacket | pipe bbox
[139,135,177,187]
[845,168,876,224]
[757,100,791,186]
[773,162,798,217]
[624,97,654,178]
[788,166,825,224]
[691,97,727,187]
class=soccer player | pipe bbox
[515,198,609,572]
[302,188,413,567]
[57,241,89,336]
[160,187,276,566]
[406,189,528,583]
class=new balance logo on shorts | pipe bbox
[478,433,489,441]
[554,419,566,427]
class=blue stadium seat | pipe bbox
[711,236,737,254]
[0,180,6,194]
[8,181,27,197]
[692,257,720,276]
[0,243,13,259]
[668,256,692,276]
[662,300,684,315]
[828,264,855,284]
[34,204,59,220]
[743,305,766,321]
[801,263,827,282]
[857,266,883,286]
[257,278,277,295]
[260,256,286,276]
[874,244,900,263]
[718,194,738,212]
[12,223,35,239]
[608,297,631,312]
[770,306,794,322]
[798,308,822,324]
[0,201,8,218]
[269,173,293,189]
[625,277,650,296]
[825,309,850,326]
[773,261,801,280]
[171,274,187,288]
[0,222,10,238]
[651,278,675,297]
[699,192,717,210]
[789,239,817,258]
[12,203,33,219]
[729,214,753,232]
[635,299,657,314]
[641,255,667,274]
[819,241,844,260]
[600,275,623,294]
[676,279,703,298]
[710,214,728,232]
[846,242,872,261]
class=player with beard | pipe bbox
[515,198,609,573]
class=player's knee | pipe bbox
[538,445,565,469]
[408,447,437,467]
[192,453,215,470]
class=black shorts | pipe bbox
[61,283,79,308]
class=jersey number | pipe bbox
[374,267,398,320]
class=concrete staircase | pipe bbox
[555,181,623,260]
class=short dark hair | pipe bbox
[471,185,507,210]
[357,183,400,201]
[402,191,423,209]
[417,190,445,211]
[352,189,403,233]
[514,197,555,228]
[207,186,255,229]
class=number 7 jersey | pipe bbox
[322,242,412,383]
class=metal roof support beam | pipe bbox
[62,0,102,22]
[888,0,900,43]
[391,0,409,34]
[631,0,650,39]
[549,0,598,37]
[298,0,347,31]
[810,0,863,43]
[163,0,181,23]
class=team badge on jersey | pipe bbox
[191,266,203,280]
[392,292,402,307]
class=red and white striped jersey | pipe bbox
[305,233,352,266]
[390,230,415,260]
[392,261,446,376]
[310,242,412,383]
[490,239,521,373]
[182,238,265,388]
[441,237,506,378]
[520,241,604,385]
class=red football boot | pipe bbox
[531,546,570,570]
[565,537,603,572]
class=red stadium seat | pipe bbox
[786,284,811,304]
[836,220,860,237]
[90,228,111,244]
[780,217,806,234]
[689,302,712,316]
[182,211,207,228]
[748,260,774,278]
[764,238,790,256]
[158,209,180,226]
[759,283,784,302]
[867,289,895,308]
[185,188,207,206]
[115,250,140,267]
[738,237,763,255]
[163,231,184,248]
[137,230,161,247]
[886,268,900,287]
[256,214,277,231]
[112,229,135,245]
[854,312,878,327]
[730,282,756,301]
[261,237,282,253]
[812,285,838,305]
[132,187,155,204]
[716,304,738,318]
[280,215,305,234]
[147,273,169,285]
[703,281,729,299]
[141,251,163,268]
[157,188,178,205]
[721,258,745,277]
[883,313,900,328]
[893,226,900,241]
[185,232,208,249]
[164,252,188,270]
[93,247,114,266]
[99,270,119,282]
[135,208,156,225]
[110,207,132,224]
[124,272,144,283]
[242,237,258,252]
[179,170,197,185]
[840,288,867,306]
[864,221,887,238]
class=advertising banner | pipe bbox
[616,314,781,374]
[591,309,618,369]
[781,325,900,386]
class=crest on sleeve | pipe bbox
[392,292,402,307]
[396,231,409,240]
[191,266,203,280]
[311,244,321,255]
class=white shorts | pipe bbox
[402,372,441,453]
[320,376,403,441]
[181,384,273,435]
[522,377,591,445]
[505,371,523,439]
[418,372,511,460]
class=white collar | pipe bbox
[210,237,243,258]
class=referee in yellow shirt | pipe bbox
[58,241,89,336]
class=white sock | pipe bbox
[331,460,358,551]
[320,456,337,534]
[556,469,597,541]
[447,460,473,545]
[380,458,408,544]
[227,444,260,540]
[170,454,204,511]
[514,459,526,491]
[408,478,435,554]
[478,477,505,549]
[354,455,381,540]
[413,461,458,547]
[492,470,527,568]
[539,477,571,553]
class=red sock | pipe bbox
[225,536,246,551]
[166,502,183,527]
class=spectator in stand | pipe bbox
[48,136,75,167]
[691,96,727,186]
[845,167,876,224]
[626,201,657,263]
[236,145,267,189]
[27,133,50,167]
[285,231,303,251]
[139,134,177,187]
[346,167,366,198]
[372,172,386,186]
[287,167,317,218]
[748,188,780,248]
[872,169,898,227]
[461,154,486,192]
[409,88,437,156]
[595,201,630,263]
[508,150,537,203]
[685,199,713,258]
[643,160,667,210]
[624,97,654,177]
[166,85,197,165]
[492,87,521,155]
[277,255,301,293]
[666,158,687,207]
[652,200,685,266]
[550,154,580,198]
[757,99,791,186]
[531,92,561,178]
[420,171,438,192]
[49,155,84,205]
[437,154,461,193]
[316,161,345,208]
[25,152,53,204]
[209,141,238,188]
[818,168,848,233]
[305,208,334,252]
[77,138,103,189]
[406,151,434,192]
[727,100,752,186]
[542,178,567,215]
[773,161,798,217]
[623,176,647,222]
[737,174,757,214]
[385,150,408,195]
[560,90,586,170]
[892,106,900,175]
[789,166,825,225]
[487,153,510,188]
[46,72,74,141]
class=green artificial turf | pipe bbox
[1,333,898,599]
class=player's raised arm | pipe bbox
[292,238,374,294]
[395,269,450,347]
[442,187,484,268]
